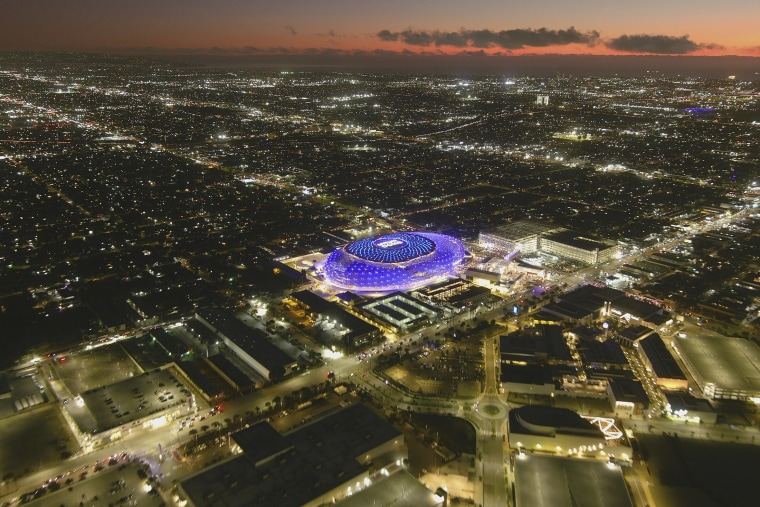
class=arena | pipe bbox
[321,232,467,294]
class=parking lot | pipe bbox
[18,457,164,507]
[51,344,142,396]
[376,336,486,398]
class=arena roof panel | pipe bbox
[322,232,466,293]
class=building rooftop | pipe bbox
[335,470,441,507]
[577,337,629,366]
[291,290,380,342]
[664,391,715,415]
[541,300,595,321]
[206,353,255,390]
[181,404,402,507]
[499,325,573,364]
[515,454,634,507]
[358,292,439,330]
[619,324,656,341]
[608,379,650,407]
[500,363,554,386]
[197,309,296,376]
[66,368,190,435]
[544,229,611,251]
[482,219,562,240]
[639,333,687,381]
[510,405,605,439]
[675,334,760,395]
[232,421,292,466]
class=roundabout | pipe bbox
[480,404,502,417]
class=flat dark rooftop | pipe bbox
[510,405,604,438]
[293,290,379,336]
[609,379,650,406]
[500,363,554,386]
[197,309,296,373]
[541,300,594,320]
[181,404,402,507]
[206,353,254,389]
[499,325,572,363]
[640,333,686,381]
[544,229,610,251]
[577,338,628,366]
[232,421,292,466]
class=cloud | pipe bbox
[374,27,733,55]
[376,27,599,49]
[433,31,469,48]
[399,30,435,46]
[377,30,398,42]
[285,26,297,35]
[700,42,726,51]
[302,47,346,56]
[469,28,599,49]
[605,34,699,54]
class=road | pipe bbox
[473,335,509,507]
[5,202,757,506]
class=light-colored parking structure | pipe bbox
[65,367,193,448]
[672,330,760,401]
[514,454,633,507]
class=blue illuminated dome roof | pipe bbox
[346,232,436,263]
[322,232,467,293]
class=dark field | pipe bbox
[639,433,760,507]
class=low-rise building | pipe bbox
[178,403,406,507]
[607,379,650,417]
[637,333,688,391]
[672,333,760,401]
[663,392,717,424]
[63,367,194,450]
[196,309,297,380]
[508,405,631,462]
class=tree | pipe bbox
[189,429,198,444]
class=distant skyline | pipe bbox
[2,0,760,73]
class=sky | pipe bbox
[2,0,759,63]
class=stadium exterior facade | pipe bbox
[322,232,467,294]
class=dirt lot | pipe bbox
[0,404,77,492]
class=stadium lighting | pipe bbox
[322,232,466,293]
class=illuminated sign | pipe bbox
[375,239,405,249]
